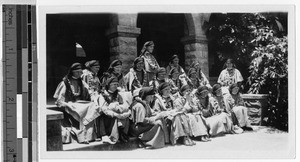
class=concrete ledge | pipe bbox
[241,94,269,100]
[47,108,64,151]
[47,109,64,121]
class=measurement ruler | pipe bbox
[3,5,18,162]
[2,5,37,162]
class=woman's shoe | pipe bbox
[183,137,193,146]
[189,138,196,145]
[200,136,209,142]
[232,125,244,134]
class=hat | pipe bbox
[139,87,155,100]
[106,76,119,87]
[158,82,170,93]
[169,68,179,76]
[170,55,179,62]
[70,63,82,71]
[188,68,197,77]
[196,85,209,96]
[134,57,144,66]
[110,59,122,68]
[229,83,239,94]
[85,60,100,68]
[180,85,190,94]
[144,41,154,47]
[212,83,222,95]
[108,59,122,73]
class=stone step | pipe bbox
[64,136,140,151]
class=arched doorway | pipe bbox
[137,13,185,68]
[46,14,111,100]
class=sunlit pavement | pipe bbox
[126,126,292,159]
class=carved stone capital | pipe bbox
[106,25,141,39]
[181,35,208,45]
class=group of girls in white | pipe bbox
[53,41,253,149]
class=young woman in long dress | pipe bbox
[53,63,101,144]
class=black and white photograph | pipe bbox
[37,1,295,160]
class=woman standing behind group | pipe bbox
[218,58,244,91]
[140,41,160,81]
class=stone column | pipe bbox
[106,14,140,73]
[182,13,210,78]
[181,35,209,77]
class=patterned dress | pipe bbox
[192,95,233,137]
[226,93,251,127]
[81,69,101,100]
[140,51,160,81]
[96,90,131,142]
[130,101,169,148]
[124,68,149,92]
[217,68,244,87]
[53,78,101,143]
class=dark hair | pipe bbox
[212,83,222,96]
[195,85,209,97]
[158,82,170,95]
[139,87,155,100]
[222,58,236,70]
[170,54,179,63]
[140,41,154,56]
[179,85,190,96]
[133,57,144,71]
[229,83,239,94]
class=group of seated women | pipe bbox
[53,41,253,149]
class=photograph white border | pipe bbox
[36,1,297,161]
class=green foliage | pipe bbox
[207,13,288,131]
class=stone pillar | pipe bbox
[181,35,209,78]
[106,14,140,74]
[182,13,210,78]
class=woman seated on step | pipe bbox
[226,83,253,131]
[100,59,126,92]
[96,76,131,144]
[53,63,101,144]
[149,67,171,90]
[186,67,212,91]
[124,57,149,92]
[165,54,186,77]
[129,87,169,149]
[151,83,194,146]
[81,60,101,101]
[210,83,244,135]
[167,67,186,95]
[192,85,234,137]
